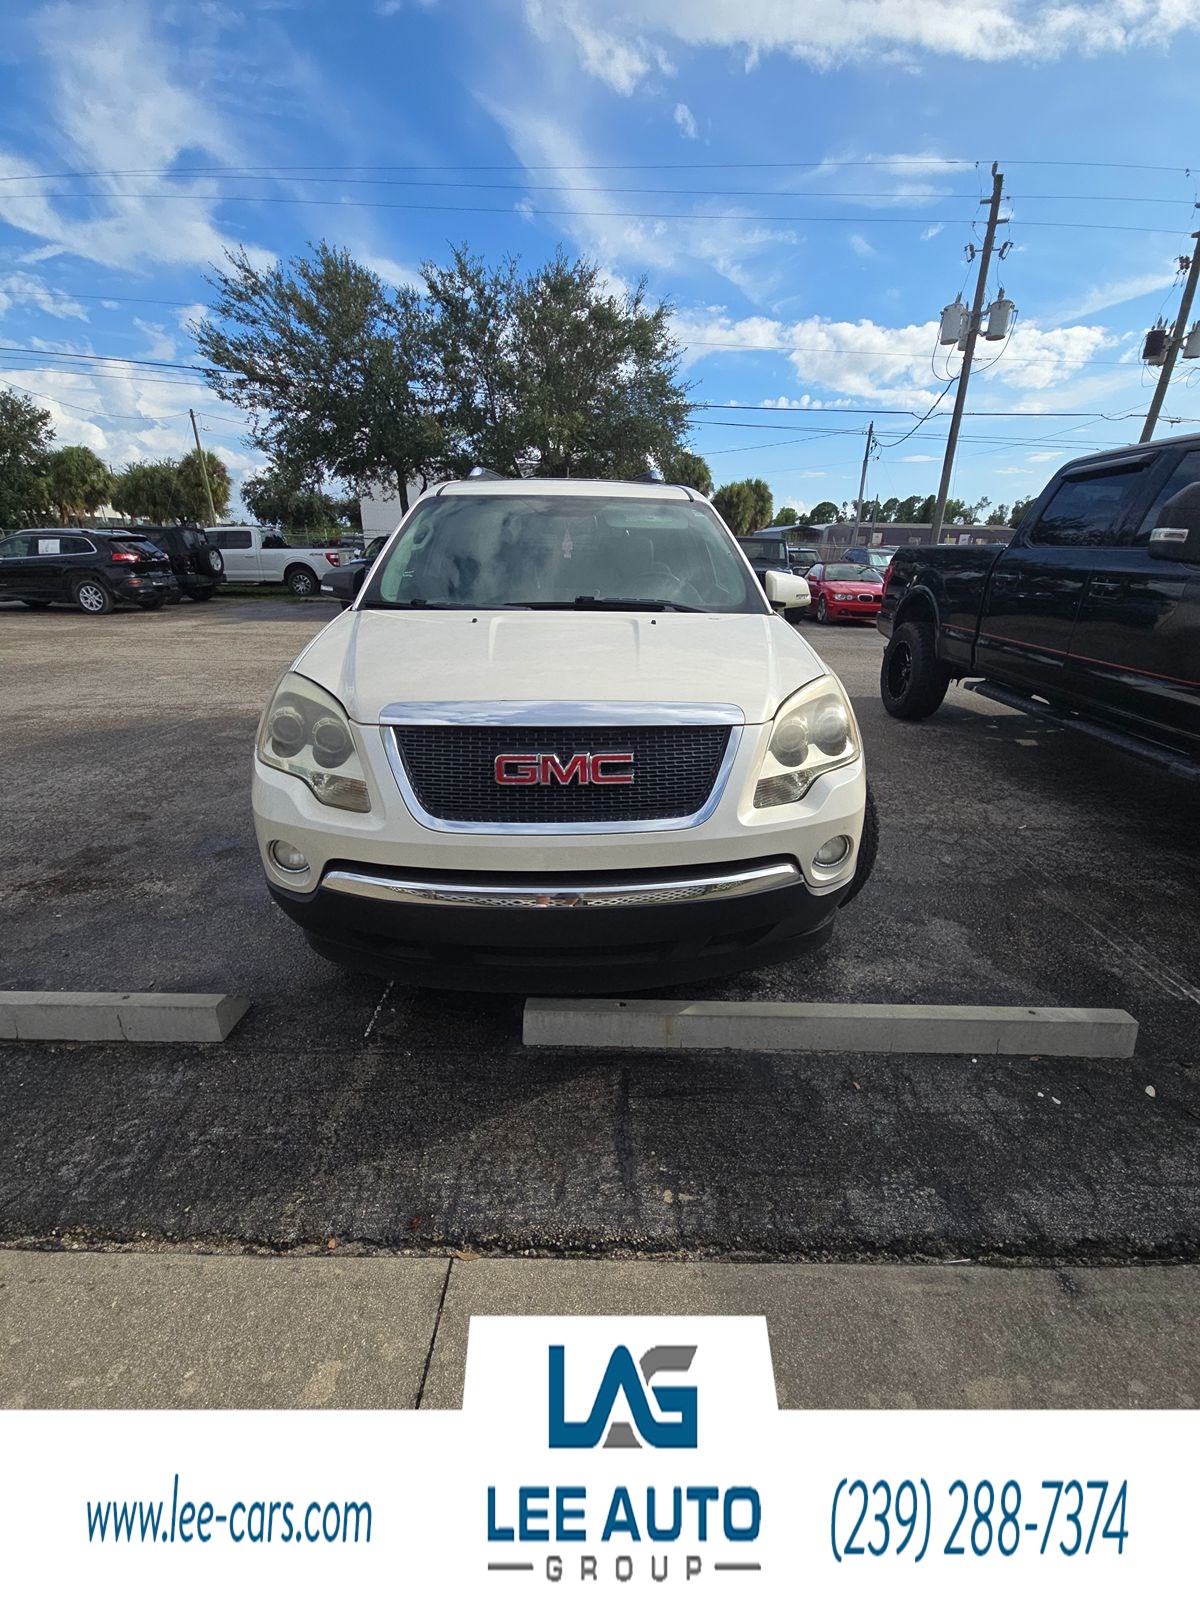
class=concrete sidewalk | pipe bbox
[2,1251,1197,1410]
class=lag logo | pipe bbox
[549,1344,697,1450]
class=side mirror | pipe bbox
[764,570,810,609]
[1149,481,1200,563]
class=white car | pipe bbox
[251,477,876,992]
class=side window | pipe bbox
[1029,466,1151,548]
[60,536,94,554]
[217,530,253,550]
[809,564,824,581]
[1135,450,1200,542]
[0,535,33,558]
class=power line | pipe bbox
[1,158,1196,182]
[0,344,205,372]
[0,170,1194,205]
[0,191,1189,234]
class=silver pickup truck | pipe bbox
[205,524,346,597]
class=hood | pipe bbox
[827,580,883,593]
[294,609,829,726]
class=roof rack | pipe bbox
[466,465,507,480]
[631,468,665,483]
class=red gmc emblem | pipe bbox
[494,752,635,786]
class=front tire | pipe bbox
[880,619,950,720]
[74,578,113,615]
[286,566,318,597]
[816,595,829,623]
[840,781,879,907]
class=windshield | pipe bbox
[738,538,788,563]
[361,493,767,613]
[826,563,880,581]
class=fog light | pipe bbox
[270,840,309,873]
[814,835,851,868]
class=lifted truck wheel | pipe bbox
[880,619,951,720]
[839,781,879,906]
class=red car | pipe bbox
[804,561,885,623]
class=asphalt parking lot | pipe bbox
[2,597,1198,1263]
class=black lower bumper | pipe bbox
[268,861,844,993]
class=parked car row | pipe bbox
[0,521,367,615]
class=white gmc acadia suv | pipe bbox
[251,476,877,992]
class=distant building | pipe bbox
[811,522,1007,549]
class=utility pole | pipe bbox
[1140,231,1200,443]
[189,408,218,525]
[852,421,874,540]
[931,163,1006,542]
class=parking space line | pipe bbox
[363,979,395,1040]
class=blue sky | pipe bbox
[1,0,1199,517]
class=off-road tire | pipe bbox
[880,618,951,720]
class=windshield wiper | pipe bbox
[510,596,703,613]
[358,598,469,609]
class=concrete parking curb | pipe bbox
[523,1000,1138,1057]
[0,992,250,1043]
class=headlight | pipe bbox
[257,671,371,812]
[833,592,856,601]
[754,675,859,808]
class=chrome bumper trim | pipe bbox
[321,859,802,911]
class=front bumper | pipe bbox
[268,856,843,991]
[253,710,867,991]
[825,599,881,620]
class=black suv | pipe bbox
[133,524,225,601]
[0,529,175,614]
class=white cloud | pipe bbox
[542,0,1200,69]
[479,100,795,298]
[359,252,425,292]
[673,102,698,139]
[0,272,88,322]
[902,453,938,462]
[920,223,945,241]
[673,308,1119,413]
[1027,449,1069,462]
[1049,269,1176,324]
[848,232,877,259]
[524,1,672,93]
[0,1,271,273]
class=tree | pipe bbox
[711,477,773,537]
[0,389,53,527]
[808,500,841,526]
[243,465,341,530]
[112,460,181,523]
[1010,496,1035,526]
[196,242,441,514]
[175,449,231,522]
[663,449,713,496]
[775,505,799,525]
[986,504,1010,526]
[425,246,690,480]
[44,444,112,523]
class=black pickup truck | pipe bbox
[877,435,1200,773]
